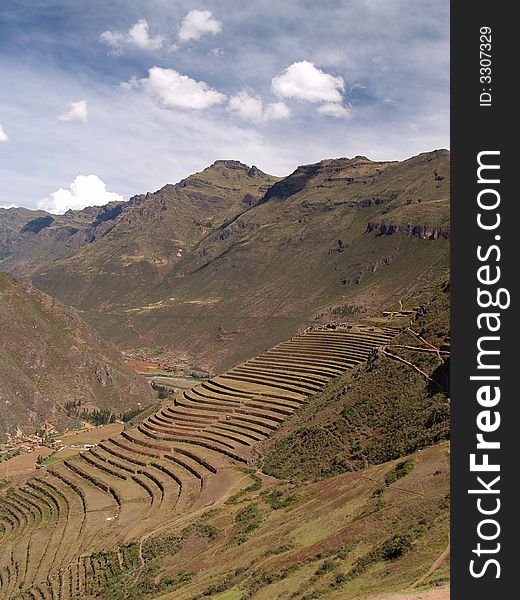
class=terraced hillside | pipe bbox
[0,327,396,599]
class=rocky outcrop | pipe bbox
[341,256,394,286]
[247,165,263,178]
[242,193,260,207]
[355,197,385,209]
[92,203,124,225]
[262,163,322,202]
[366,221,449,239]
[211,159,250,171]
[217,219,259,241]
[21,215,55,234]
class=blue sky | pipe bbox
[0,0,449,212]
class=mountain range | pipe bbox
[0,150,451,598]
[0,150,449,373]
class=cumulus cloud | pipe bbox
[124,67,227,111]
[100,19,163,54]
[0,124,9,142]
[316,103,352,118]
[38,175,122,214]
[272,61,345,104]
[178,10,222,42]
[0,203,18,209]
[228,90,290,123]
[264,101,291,121]
[57,100,88,123]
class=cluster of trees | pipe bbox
[64,400,135,426]
[122,408,143,423]
[82,409,117,426]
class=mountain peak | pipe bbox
[210,159,250,169]
[203,160,272,179]
[171,160,276,194]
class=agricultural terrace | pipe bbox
[0,327,396,599]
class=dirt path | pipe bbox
[368,586,449,600]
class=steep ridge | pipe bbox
[0,326,397,598]
[1,161,277,302]
[0,207,49,263]
[0,272,154,442]
[1,151,449,372]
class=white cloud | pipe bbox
[57,100,88,123]
[0,203,17,209]
[100,19,163,54]
[272,61,345,104]
[228,90,290,123]
[264,101,291,121]
[316,103,352,118]
[38,175,122,214]
[125,67,227,111]
[178,10,222,42]
[127,19,163,49]
[0,124,9,142]
[228,91,263,122]
[99,30,126,54]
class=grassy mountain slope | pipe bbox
[0,161,277,281]
[0,271,154,442]
[259,282,450,481]
[71,444,450,600]
[1,151,449,374]
[0,283,450,599]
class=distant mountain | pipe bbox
[0,271,154,442]
[0,161,278,278]
[0,151,449,372]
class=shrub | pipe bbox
[315,558,337,576]
[264,490,297,510]
[385,460,414,486]
[230,504,263,545]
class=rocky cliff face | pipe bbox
[0,271,154,442]
[366,221,450,239]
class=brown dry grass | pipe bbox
[56,422,124,445]
[0,446,53,481]
[368,586,449,600]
